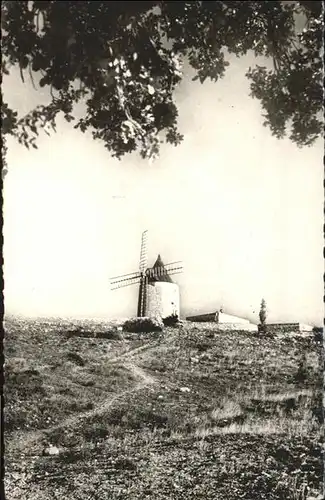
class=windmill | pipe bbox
[110,230,183,318]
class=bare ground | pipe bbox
[3,316,324,500]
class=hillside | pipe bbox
[3,316,324,500]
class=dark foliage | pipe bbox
[64,327,122,340]
[66,351,86,366]
[163,314,179,327]
[1,1,323,166]
[312,326,323,343]
[123,316,164,333]
[259,298,267,325]
[294,353,309,384]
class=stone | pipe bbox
[43,445,60,456]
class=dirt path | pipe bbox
[7,360,157,456]
[124,361,157,386]
[107,328,179,364]
[107,338,161,363]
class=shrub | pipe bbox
[294,354,308,384]
[66,352,85,366]
[65,328,121,340]
[258,299,269,335]
[312,327,323,343]
[122,316,164,333]
[259,298,267,325]
[258,324,267,335]
[163,314,179,327]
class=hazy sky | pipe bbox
[3,52,323,325]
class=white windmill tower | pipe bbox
[110,230,183,319]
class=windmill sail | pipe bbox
[110,230,183,318]
[110,261,183,289]
[139,230,148,273]
[138,230,149,317]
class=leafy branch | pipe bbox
[1,1,323,167]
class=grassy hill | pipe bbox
[3,316,324,500]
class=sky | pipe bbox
[3,52,324,325]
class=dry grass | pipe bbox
[4,316,324,500]
[248,387,314,402]
[194,410,322,438]
[210,399,243,420]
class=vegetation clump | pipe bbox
[123,316,164,333]
[4,317,323,500]
[163,314,180,327]
[1,1,323,170]
[258,298,268,335]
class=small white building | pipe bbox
[217,311,250,324]
[186,308,257,332]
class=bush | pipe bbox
[259,299,267,325]
[258,324,267,335]
[258,324,274,338]
[294,354,308,384]
[65,328,121,340]
[122,316,164,333]
[163,314,179,327]
[66,352,85,366]
[313,327,323,343]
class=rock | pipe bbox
[43,445,60,456]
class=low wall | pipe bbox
[265,323,313,333]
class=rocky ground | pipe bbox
[3,315,324,499]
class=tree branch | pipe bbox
[28,62,37,90]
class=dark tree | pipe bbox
[259,298,267,326]
[1,1,323,165]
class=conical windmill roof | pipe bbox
[149,254,173,283]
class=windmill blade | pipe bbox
[168,268,183,276]
[148,263,183,274]
[146,261,183,276]
[138,230,148,316]
[111,275,141,290]
[139,230,148,274]
[164,262,183,272]
[110,270,141,281]
[110,271,141,288]
[112,265,183,289]
[146,264,184,279]
[138,274,148,317]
